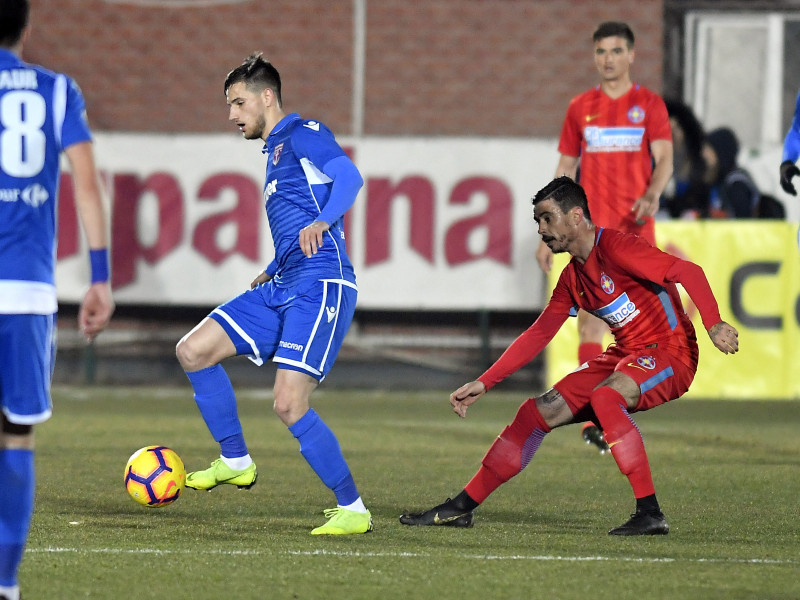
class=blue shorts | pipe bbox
[0,313,56,425]
[209,277,357,381]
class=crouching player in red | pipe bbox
[400,176,739,535]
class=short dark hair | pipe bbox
[593,21,634,48]
[532,176,592,223]
[0,0,29,48]
[224,52,282,106]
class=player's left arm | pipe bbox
[663,259,739,355]
[65,141,115,340]
[298,155,362,257]
[632,138,673,220]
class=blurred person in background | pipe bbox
[540,21,673,452]
[659,98,708,219]
[400,176,739,536]
[0,2,114,599]
[176,53,372,536]
[702,127,761,218]
[779,88,800,196]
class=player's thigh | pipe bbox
[0,313,55,427]
[613,347,696,412]
[275,279,357,381]
[207,286,283,366]
[178,316,237,367]
[553,347,622,421]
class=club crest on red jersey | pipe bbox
[272,143,284,166]
[600,273,615,294]
[627,105,645,124]
[637,356,656,369]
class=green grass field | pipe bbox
[22,385,800,599]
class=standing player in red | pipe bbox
[400,176,738,535]
[538,22,674,451]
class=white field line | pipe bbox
[26,547,795,565]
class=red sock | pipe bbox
[578,342,604,365]
[464,399,550,504]
[590,387,655,498]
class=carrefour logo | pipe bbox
[21,184,49,207]
[0,184,49,207]
[593,292,639,327]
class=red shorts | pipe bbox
[553,345,696,422]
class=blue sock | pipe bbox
[289,409,359,506]
[186,365,248,458]
[0,449,34,587]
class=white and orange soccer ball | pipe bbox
[124,445,185,507]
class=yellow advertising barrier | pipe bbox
[545,221,800,400]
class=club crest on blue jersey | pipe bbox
[600,273,615,294]
[273,143,284,165]
[627,105,645,124]
[637,356,656,369]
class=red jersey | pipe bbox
[557,84,672,243]
[479,229,722,390]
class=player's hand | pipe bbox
[299,220,330,258]
[78,282,114,342]
[632,191,659,223]
[779,160,800,196]
[535,239,553,274]
[250,271,272,289]
[708,321,739,355]
[449,380,487,418]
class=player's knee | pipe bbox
[272,382,308,426]
[176,336,209,371]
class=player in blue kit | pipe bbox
[0,2,114,599]
[176,53,372,535]
[779,88,800,196]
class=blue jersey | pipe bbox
[0,49,92,314]
[262,113,358,288]
[783,89,800,164]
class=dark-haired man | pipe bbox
[0,1,114,598]
[538,22,674,451]
[400,176,738,536]
[176,53,371,535]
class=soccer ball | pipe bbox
[124,445,185,507]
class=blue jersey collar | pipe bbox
[262,112,301,154]
[0,48,22,66]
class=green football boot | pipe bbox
[310,507,374,535]
[185,458,257,491]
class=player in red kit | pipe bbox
[538,22,674,452]
[400,177,738,535]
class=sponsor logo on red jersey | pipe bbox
[595,291,640,327]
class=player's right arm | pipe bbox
[65,141,114,341]
[449,301,570,418]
